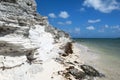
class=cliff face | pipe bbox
[0,0,104,80]
[0,0,73,80]
[0,0,70,60]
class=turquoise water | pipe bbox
[74,38,120,58]
[74,38,120,80]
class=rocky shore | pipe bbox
[0,0,104,80]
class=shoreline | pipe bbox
[75,42,120,80]
[74,43,100,65]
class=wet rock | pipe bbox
[66,66,86,79]
[80,65,105,77]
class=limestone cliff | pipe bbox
[0,0,73,80]
[0,0,103,80]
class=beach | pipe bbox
[75,38,120,80]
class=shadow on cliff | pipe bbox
[0,41,29,57]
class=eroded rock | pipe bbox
[58,64,105,80]
[0,0,17,3]
[61,42,73,57]
[80,65,105,77]
[66,66,86,79]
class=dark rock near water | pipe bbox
[66,66,86,79]
[80,65,105,77]
[63,65,105,80]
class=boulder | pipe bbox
[80,65,105,77]
[66,66,86,79]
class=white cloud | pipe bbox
[59,11,70,18]
[80,8,85,11]
[74,27,81,34]
[98,25,109,32]
[57,22,64,25]
[98,25,120,32]
[111,25,119,29]
[111,25,120,31]
[88,19,101,23]
[98,29,105,32]
[75,27,80,32]
[86,26,95,30]
[83,0,120,13]
[48,13,56,18]
[66,21,72,25]
[104,24,109,28]
[57,21,72,25]
[67,27,80,34]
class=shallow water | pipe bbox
[74,38,120,80]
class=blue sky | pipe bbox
[35,0,120,38]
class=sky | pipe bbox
[35,0,120,38]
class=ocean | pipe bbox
[74,38,120,80]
